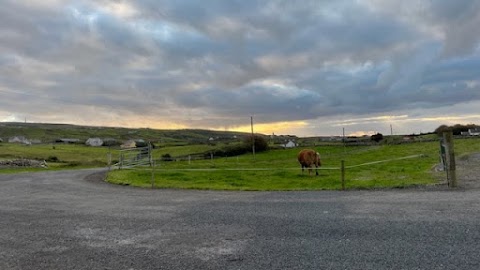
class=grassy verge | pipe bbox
[0,143,110,173]
[107,138,480,190]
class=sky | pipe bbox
[1,0,480,137]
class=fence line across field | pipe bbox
[119,154,424,172]
[344,154,424,169]
[112,145,424,172]
[114,152,426,191]
[154,166,341,172]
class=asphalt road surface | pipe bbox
[1,169,480,270]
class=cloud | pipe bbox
[1,0,479,136]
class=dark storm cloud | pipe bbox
[1,0,479,134]
[427,0,480,56]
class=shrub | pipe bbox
[243,135,269,152]
[46,156,59,162]
[204,144,251,158]
[434,124,480,136]
[135,140,148,148]
[371,133,384,142]
[103,139,121,147]
[161,153,174,161]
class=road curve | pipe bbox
[1,169,480,270]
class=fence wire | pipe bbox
[135,154,424,172]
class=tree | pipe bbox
[434,124,480,136]
[434,125,450,135]
[243,135,269,152]
[371,133,384,143]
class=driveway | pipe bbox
[1,169,480,270]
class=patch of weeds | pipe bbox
[46,156,60,162]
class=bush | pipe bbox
[161,153,174,161]
[434,124,480,136]
[371,133,384,142]
[243,135,269,152]
[135,140,148,148]
[46,156,59,162]
[204,144,251,158]
[103,139,121,147]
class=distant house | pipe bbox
[121,140,137,149]
[283,140,297,148]
[85,138,103,147]
[468,128,480,136]
[8,136,30,144]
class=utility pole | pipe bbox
[251,116,256,161]
[390,124,393,136]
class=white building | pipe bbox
[8,136,30,144]
[121,140,137,149]
[468,128,480,136]
[283,140,297,148]
[85,138,103,147]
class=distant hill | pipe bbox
[0,122,251,145]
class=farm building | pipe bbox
[121,140,137,149]
[283,140,297,148]
[8,136,30,144]
[468,128,480,136]
[86,138,103,147]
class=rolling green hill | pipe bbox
[0,122,250,146]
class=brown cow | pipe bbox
[297,149,322,176]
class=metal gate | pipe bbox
[117,145,152,169]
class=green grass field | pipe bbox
[107,137,480,190]
[2,137,480,190]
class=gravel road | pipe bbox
[1,167,480,270]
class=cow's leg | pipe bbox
[315,165,319,176]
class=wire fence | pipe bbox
[149,154,424,172]
[109,140,429,188]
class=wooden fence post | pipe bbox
[119,153,123,170]
[107,152,112,171]
[341,160,346,190]
[443,131,457,187]
[151,159,155,189]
